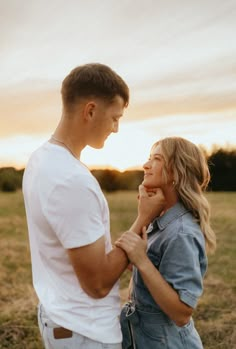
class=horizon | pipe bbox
[1,142,235,173]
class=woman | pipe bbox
[115,137,216,349]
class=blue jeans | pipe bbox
[120,302,203,349]
[38,304,122,349]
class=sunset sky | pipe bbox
[1,0,236,170]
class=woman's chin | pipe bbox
[142,181,154,189]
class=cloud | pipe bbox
[0,81,61,137]
[1,108,235,170]
[0,69,235,138]
[1,0,236,84]
[0,0,236,169]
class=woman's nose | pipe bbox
[143,161,150,169]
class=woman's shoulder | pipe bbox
[166,210,203,241]
[156,202,199,234]
[157,204,204,247]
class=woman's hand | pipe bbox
[115,227,149,268]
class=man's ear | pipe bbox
[83,101,96,121]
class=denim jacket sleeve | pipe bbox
[159,231,207,309]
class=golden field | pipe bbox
[0,191,235,348]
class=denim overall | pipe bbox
[120,202,207,349]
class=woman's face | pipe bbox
[142,144,170,189]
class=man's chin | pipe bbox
[96,141,105,149]
[89,141,105,149]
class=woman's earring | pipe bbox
[172,180,175,186]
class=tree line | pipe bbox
[0,147,236,192]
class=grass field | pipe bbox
[0,190,235,349]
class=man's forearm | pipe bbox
[98,216,146,296]
[100,246,129,295]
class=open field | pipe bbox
[0,191,235,348]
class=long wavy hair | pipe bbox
[154,137,216,253]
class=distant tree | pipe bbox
[208,148,236,191]
[0,167,24,192]
[1,179,17,192]
[117,170,143,190]
[1,147,236,192]
[91,169,144,192]
[92,169,121,192]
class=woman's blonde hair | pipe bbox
[155,137,216,253]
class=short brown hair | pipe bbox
[61,63,129,110]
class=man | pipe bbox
[23,63,164,349]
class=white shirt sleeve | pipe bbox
[45,174,105,249]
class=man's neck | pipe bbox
[51,118,86,159]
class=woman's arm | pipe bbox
[68,186,165,299]
[115,230,193,326]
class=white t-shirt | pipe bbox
[23,142,121,343]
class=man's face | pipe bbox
[88,96,125,149]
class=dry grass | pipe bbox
[0,190,235,348]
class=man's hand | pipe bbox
[137,184,165,225]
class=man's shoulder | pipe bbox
[24,142,101,193]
